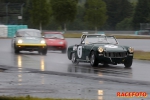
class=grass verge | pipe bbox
[0,96,80,100]
[63,33,150,39]
[134,51,150,61]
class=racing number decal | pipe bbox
[77,46,82,58]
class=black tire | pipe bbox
[90,51,98,67]
[62,49,66,53]
[14,48,20,54]
[124,59,132,68]
[41,49,47,55]
[71,52,79,65]
[38,50,41,55]
[38,49,41,55]
[13,44,19,54]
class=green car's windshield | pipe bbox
[44,34,64,39]
[16,31,42,37]
[83,35,118,44]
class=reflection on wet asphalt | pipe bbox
[1,50,149,82]
[68,64,132,78]
[13,51,133,79]
[0,39,150,82]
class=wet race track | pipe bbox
[0,38,150,82]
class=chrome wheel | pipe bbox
[71,53,79,65]
[90,51,98,67]
[90,54,95,65]
[71,53,76,63]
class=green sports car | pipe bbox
[67,34,134,68]
[11,29,47,55]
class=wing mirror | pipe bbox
[42,36,45,38]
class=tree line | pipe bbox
[0,0,149,31]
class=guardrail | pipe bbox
[0,25,28,38]
[43,30,136,34]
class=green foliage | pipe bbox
[128,0,138,3]
[104,0,133,30]
[67,5,87,30]
[84,0,107,30]
[30,0,51,30]
[116,18,133,30]
[23,0,32,27]
[0,0,25,3]
[132,0,150,30]
[50,0,78,25]
[1,0,149,31]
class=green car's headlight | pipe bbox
[98,47,104,53]
[128,47,134,53]
[41,40,45,44]
[17,39,23,44]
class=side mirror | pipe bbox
[14,36,16,38]
[42,36,45,38]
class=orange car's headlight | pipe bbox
[17,39,23,44]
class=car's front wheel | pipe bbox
[124,59,132,68]
[14,45,20,54]
[71,52,79,65]
[41,49,47,55]
[90,51,98,67]
[39,48,47,55]
[14,49,20,54]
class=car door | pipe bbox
[82,36,94,61]
[76,35,86,60]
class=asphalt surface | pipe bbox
[0,38,150,99]
[0,39,150,81]
[0,67,150,100]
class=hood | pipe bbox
[45,38,66,45]
[17,37,43,44]
[93,44,127,52]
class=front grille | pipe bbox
[21,46,40,50]
[104,52,127,58]
[24,46,39,48]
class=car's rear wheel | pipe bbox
[71,52,79,65]
[90,51,98,67]
[62,49,66,53]
[124,59,132,68]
